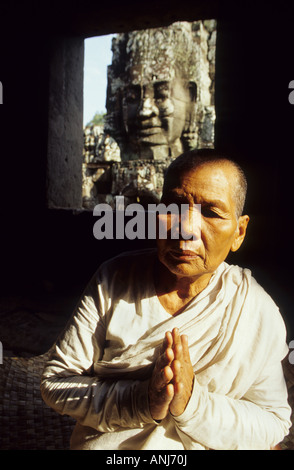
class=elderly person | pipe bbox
[41,151,291,450]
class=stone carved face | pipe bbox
[105,22,213,161]
[121,71,197,160]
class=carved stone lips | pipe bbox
[138,126,162,135]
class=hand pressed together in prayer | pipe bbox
[148,327,194,421]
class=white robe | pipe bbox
[40,249,292,450]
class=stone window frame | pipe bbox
[46,36,85,210]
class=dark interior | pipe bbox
[0,0,294,357]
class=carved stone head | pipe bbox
[105,22,210,161]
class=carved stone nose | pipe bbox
[139,97,159,118]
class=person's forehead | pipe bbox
[164,162,236,201]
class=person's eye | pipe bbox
[201,207,221,219]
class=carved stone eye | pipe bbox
[124,85,141,103]
[154,82,170,101]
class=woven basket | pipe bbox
[0,352,75,450]
[0,352,293,450]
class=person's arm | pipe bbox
[40,274,156,432]
[172,360,291,450]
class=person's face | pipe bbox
[156,163,249,280]
[122,74,190,149]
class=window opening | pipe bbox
[82,21,217,211]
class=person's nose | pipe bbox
[179,205,201,241]
[138,96,159,119]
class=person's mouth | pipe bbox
[169,249,199,260]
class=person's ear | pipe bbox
[231,215,250,252]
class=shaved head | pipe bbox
[163,150,247,218]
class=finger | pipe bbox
[163,365,174,385]
[160,331,173,355]
[156,347,174,373]
[169,381,185,417]
[158,332,175,369]
[180,334,191,362]
[154,365,173,391]
[171,328,184,359]
[165,331,173,347]
[173,342,184,363]
[171,327,181,346]
[162,331,173,352]
[171,359,182,383]
[173,379,184,396]
[166,382,175,399]
[154,347,174,379]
